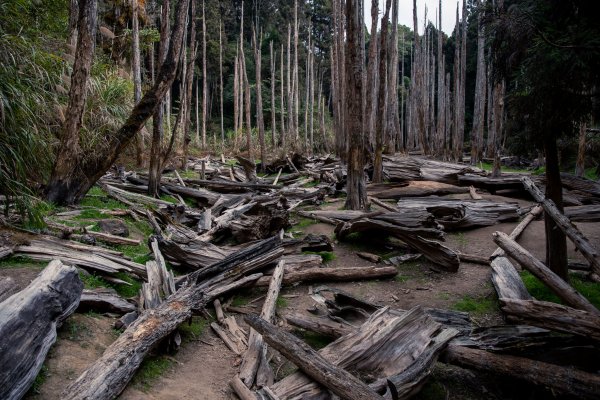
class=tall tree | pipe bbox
[270,40,276,147]
[219,17,224,148]
[252,25,266,171]
[344,0,367,210]
[46,0,191,204]
[182,0,198,169]
[131,0,144,166]
[470,0,486,165]
[489,0,600,279]
[201,0,207,148]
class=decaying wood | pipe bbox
[239,260,285,387]
[565,204,600,222]
[64,237,282,400]
[500,298,600,341]
[78,288,136,314]
[0,276,17,303]
[44,220,142,246]
[522,176,600,275]
[369,181,469,199]
[285,313,352,338]
[230,375,258,400]
[335,218,459,272]
[382,156,485,184]
[456,252,489,265]
[469,186,483,200]
[281,254,322,270]
[493,231,599,314]
[267,306,458,400]
[443,344,600,400]
[395,197,520,230]
[255,266,398,287]
[0,260,83,400]
[246,314,383,400]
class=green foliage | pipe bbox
[28,364,49,395]
[132,355,173,391]
[452,294,498,315]
[298,331,332,350]
[231,294,252,307]
[178,317,208,341]
[303,251,336,263]
[0,255,46,269]
[521,271,600,309]
[415,380,447,400]
[79,269,141,299]
[479,162,529,174]
[276,296,288,309]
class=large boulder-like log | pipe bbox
[369,181,469,199]
[0,260,83,400]
[383,156,485,184]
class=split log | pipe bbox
[493,231,599,314]
[230,375,258,400]
[239,260,285,387]
[560,172,600,198]
[282,234,333,254]
[382,156,484,184]
[500,298,600,341]
[246,314,383,400]
[442,345,600,400]
[267,306,458,400]
[46,220,142,246]
[255,266,398,287]
[335,218,459,272]
[564,204,600,222]
[395,197,520,230]
[236,155,258,182]
[458,173,524,193]
[184,178,282,191]
[0,260,83,400]
[0,276,17,303]
[78,288,136,314]
[469,186,483,200]
[281,254,322,270]
[368,181,469,199]
[456,252,489,265]
[522,176,600,275]
[285,313,352,338]
[0,246,13,259]
[63,237,282,400]
[158,237,234,270]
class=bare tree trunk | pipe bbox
[280,44,286,147]
[132,0,144,167]
[47,0,190,205]
[344,0,367,210]
[575,122,587,177]
[304,20,311,152]
[241,40,253,160]
[234,46,240,140]
[451,3,461,161]
[182,0,198,170]
[491,80,505,177]
[219,18,224,148]
[309,33,315,155]
[366,0,379,149]
[457,0,467,160]
[436,0,444,155]
[67,0,79,47]
[287,24,294,143]
[400,30,405,151]
[373,0,392,184]
[470,0,486,165]
[270,40,276,147]
[252,25,266,171]
[45,0,97,204]
[385,0,399,153]
[201,0,207,148]
[148,0,170,197]
[293,0,299,142]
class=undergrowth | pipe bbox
[521,271,600,309]
[131,355,173,391]
[452,294,498,315]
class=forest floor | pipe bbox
[4,175,600,400]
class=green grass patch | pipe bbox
[302,180,319,188]
[79,188,129,211]
[452,294,498,315]
[159,195,178,204]
[394,274,409,283]
[132,355,173,391]
[0,255,47,270]
[79,270,141,299]
[276,297,288,309]
[521,271,600,309]
[415,379,447,400]
[303,251,336,263]
[178,317,208,341]
[479,161,529,174]
[231,294,252,307]
[27,364,49,395]
[298,331,332,350]
[62,319,91,341]
[75,208,105,220]
[293,217,318,230]
[584,167,599,181]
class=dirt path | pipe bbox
[12,191,600,399]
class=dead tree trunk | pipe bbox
[201,0,207,148]
[575,122,587,177]
[270,41,277,148]
[385,0,400,153]
[373,0,392,184]
[252,25,266,172]
[344,0,367,210]
[366,0,379,150]
[182,0,198,168]
[0,261,83,400]
[470,0,486,165]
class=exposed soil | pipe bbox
[5,189,599,400]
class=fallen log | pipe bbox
[336,219,459,272]
[522,176,600,275]
[500,298,600,341]
[267,306,458,399]
[239,260,285,388]
[184,178,282,191]
[383,156,484,184]
[564,204,600,222]
[230,375,258,400]
[0,260,83,400]
[395,197,521,230]
[63,237,282,400]
[457,173,524,193]
[368,181,469,199]
[255,266,398,287]
[0,276,17,303]
[493,231,599,314]
[246,314,383,400]
[78,288,136,315]
[442,344,600,400]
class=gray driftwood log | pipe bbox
[0,260,83,400]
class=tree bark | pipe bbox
[0,260,82,400]
[47,0,190,205]
[252,25,266,172]
[344,0,367,210]
[45,0,97,204]
[219,18,224,148]
[201,0,207,148]
[470,1,486,165]
[131,0,144,167]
